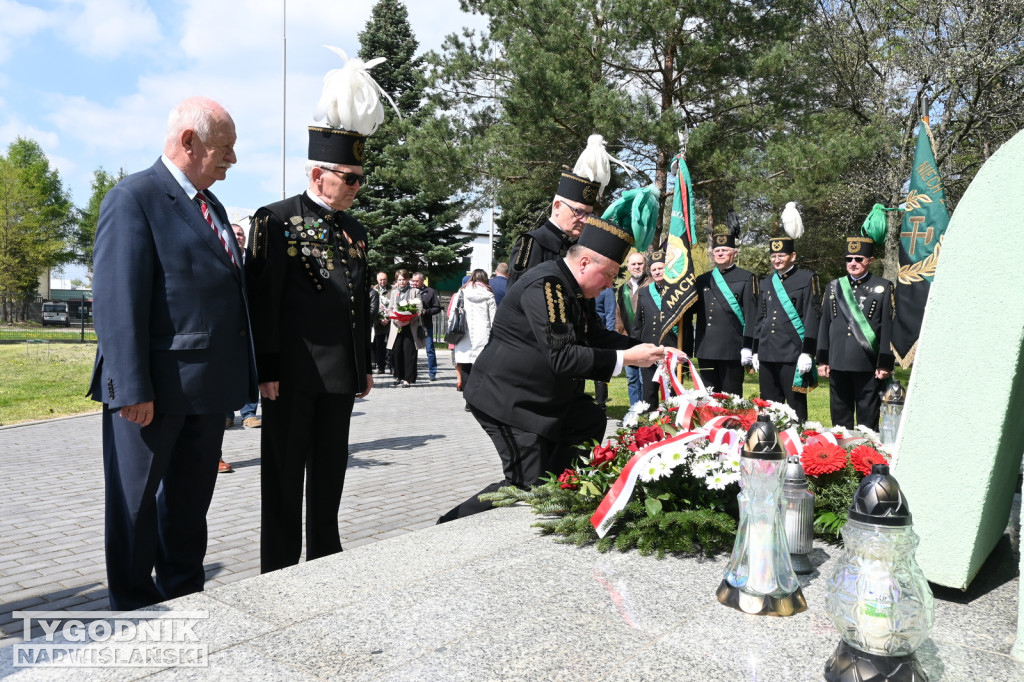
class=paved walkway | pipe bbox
[0,351,525,645]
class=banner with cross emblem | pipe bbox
[893,119,950,364]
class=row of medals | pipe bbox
[284,218,335,279]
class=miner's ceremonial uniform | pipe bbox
[439,215,640,523]
[754,239,821,423]
[247,190,372,573]
[507,170,600,286]
[691,249,758,396]
[817,237,895,430]
[507,219,575,287]
[633,279,677,405]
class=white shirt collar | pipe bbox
[305,189,334,213]
[161,155,200,199]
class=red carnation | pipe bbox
[801,429,821,441]
[591,443,617,468]
[752,398,772,408]
[736,408,758,430]
[628,425,666,451]
[850,445,888,476]
[558,469,579,490]
[801,441,848,476]
[711,392,731,400]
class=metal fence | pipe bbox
[0,326,97,343]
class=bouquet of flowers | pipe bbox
[389,297,421,323]
[484,379,889,556]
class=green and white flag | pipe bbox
[893,119,950,365]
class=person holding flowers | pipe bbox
[387,269,424,387]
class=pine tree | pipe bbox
[352,0,473,280]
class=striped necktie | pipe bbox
[195,191,236,267]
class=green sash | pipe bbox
[711,268,744,327]
[837,277,878,355]
[648,283,678,336]
[623,284,636,325]
[771,272,817,392]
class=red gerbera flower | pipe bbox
[752,398,772,408]
[801,429,821,441]
[801,441,848,476]
[711,392,731,400]
[850,444,888,476]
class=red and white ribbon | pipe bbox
[780,427,803,457]
[590,431,704,537]
[655,349,705,401]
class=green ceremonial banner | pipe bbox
[892,120,951,363]
[657,155,698,344]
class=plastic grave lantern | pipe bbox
[824,464,934,681]
[717,416,807,616]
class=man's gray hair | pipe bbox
[166,99,214,147]
[304,160,345,179]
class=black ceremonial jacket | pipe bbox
[754,266,821,364]
[691,265,758,361]
[816,272,895,373]
[246,192,372,395]
[632,281,678,348]
[465,259,637,440]
[507,220,575,286]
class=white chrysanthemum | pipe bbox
[676,389,707,403]
[706,471,730,490]
[719,471,741,487]
[803,421,826,433]
[647,411,661,422]
[622,412,639,428]
[660,450,688,471]
[690,459,715,478]
[632,401,650,414]
[638,458,669,482]
[665,395,686,408]
[854,424,880,441]
[721,451,742,471]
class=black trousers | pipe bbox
[102,409,223,611]
[759,360,808,423]
[437,398,606,523]
[393,326,418,383]
[640,366,661,406]
[594,381,608,410]
[372,322,389,372]
[829,370,882,431]
[260,390,354,573]
[697,358,745,396]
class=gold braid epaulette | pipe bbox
[514,235,535,271]
[252,211,270,259]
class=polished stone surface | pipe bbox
[2,505,1021,681]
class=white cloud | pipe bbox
[54,0,162,59]
[0,1,51,62]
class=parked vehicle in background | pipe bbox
[41,301,70,326]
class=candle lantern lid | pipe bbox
[881,379,906,405]
[784,455,807,485]
[743,415,784,461]
[847,464,913,526]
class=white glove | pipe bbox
[750,353,759,372]
[740,348,752,366]
[797,353,813,374]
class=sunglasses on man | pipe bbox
[324,168,366,186]
[845,256,866,263]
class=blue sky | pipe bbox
[0,0,487,278]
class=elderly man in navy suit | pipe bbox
[88,96,257,611]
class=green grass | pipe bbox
[0,342,100,425]
[0,326,97,342]
[594,364,912,428]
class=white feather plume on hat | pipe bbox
[780,201,804,239]
[312,46,400,134]
[572,134,637,198]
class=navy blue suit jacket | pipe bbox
[489,274,508,306]
[88,159,257,414]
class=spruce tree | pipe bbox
[353,0,473,280]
